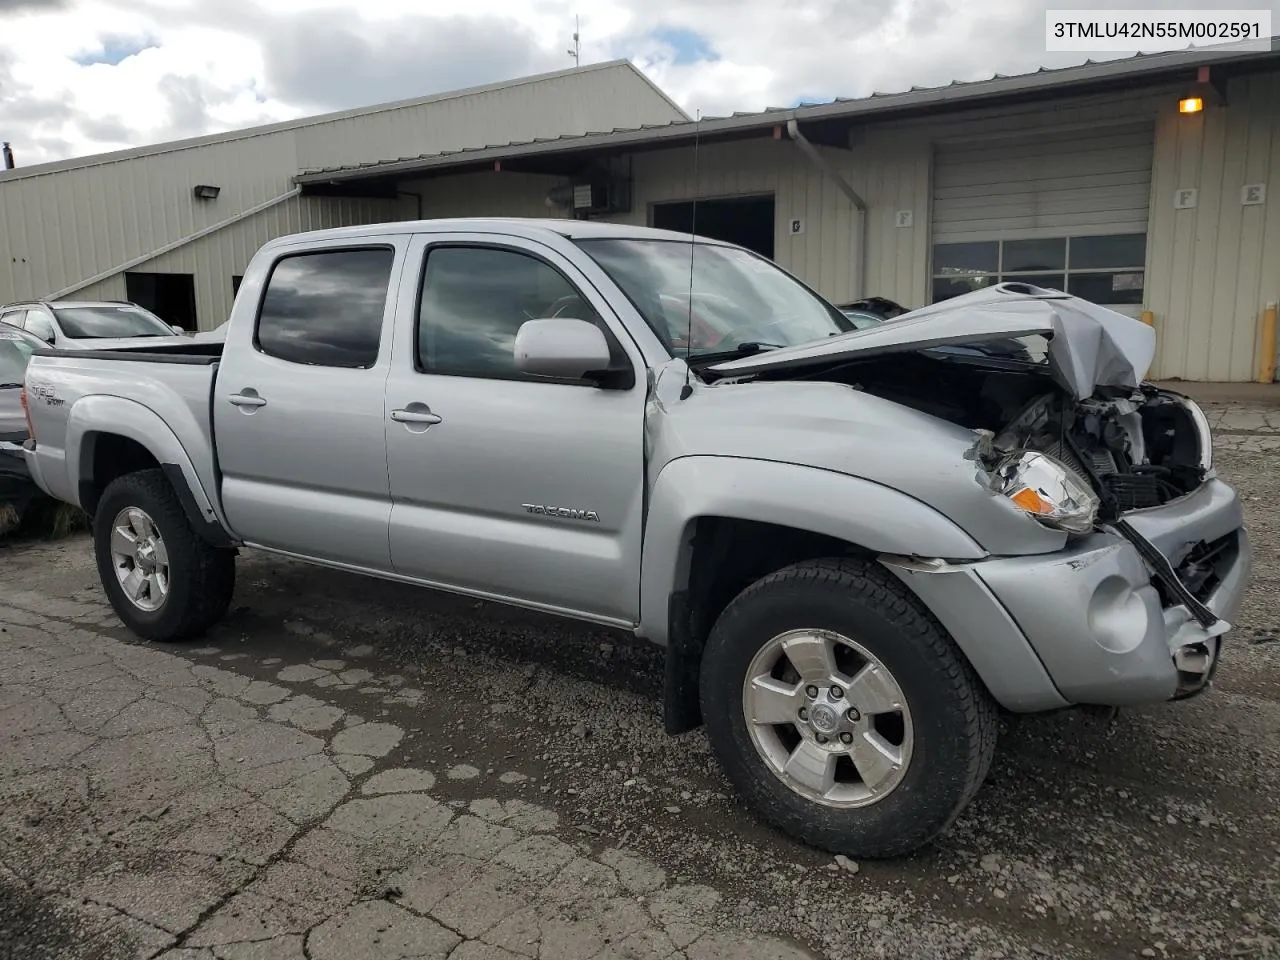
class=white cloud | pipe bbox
[1,0,1277,166]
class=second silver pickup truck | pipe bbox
[18,218,1251,858]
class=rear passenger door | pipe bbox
[213,237,407,569]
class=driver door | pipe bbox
[384,232,648,624]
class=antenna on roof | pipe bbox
[568,15,580,67]
[679,110,702,401]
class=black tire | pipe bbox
[93,468,235,642]
[699,557,998,858]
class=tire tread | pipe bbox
[94,469,234,642]
[701,556,999,857]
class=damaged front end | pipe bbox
[964,385,1234,699]
[708,284,1248,706]
[967,387,1212,521]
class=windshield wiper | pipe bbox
[686,341,784,364]
[0,382,23,389]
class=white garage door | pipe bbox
[930,121,1154,313]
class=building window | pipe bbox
[255,248,393,368]
[416,245,608,381]
[931,233,1146,305]
[232,275,243,296]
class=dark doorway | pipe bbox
[652,194,775,259]
[125,272,197,329]
[232,275,243,296]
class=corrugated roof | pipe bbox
[0,59,685,183]
[296,38,1280,184]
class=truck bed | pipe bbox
[22,344,224,513]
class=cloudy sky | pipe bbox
[1,0,1277,166]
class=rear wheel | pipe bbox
[94,469,235,641]
[699,557,998,858]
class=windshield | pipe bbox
[53,304,174,339]
[0,333,37,386]
[575,238,852,358]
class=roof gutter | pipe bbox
[294,42,1280,188]
[786,119,870,299]
[49,187,303,299]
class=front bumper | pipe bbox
[882,478,1251,712]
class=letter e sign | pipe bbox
[1241,184,1266,205]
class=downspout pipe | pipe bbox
[50,186,304,299]
[785,118,870,299]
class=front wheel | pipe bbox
[93,469,235,641]
[699,557,998,858]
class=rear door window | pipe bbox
[255,248,394,368]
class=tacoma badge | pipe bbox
[521,504,601,522]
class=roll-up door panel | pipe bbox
[933,123,1154,242]
[930,122,1154,313]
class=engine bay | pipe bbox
[755,349,1210,519]
[988,388,1207,514]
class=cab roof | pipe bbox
[260,217,734,251]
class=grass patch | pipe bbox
[0,498,88,541]
[45,502,89,538]
[0,504,19,537]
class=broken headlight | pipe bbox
[987,450,1100,534]
[1170,394,1214,472]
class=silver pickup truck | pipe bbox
[17,218,1250,858]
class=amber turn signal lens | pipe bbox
[1010,487,1052,516]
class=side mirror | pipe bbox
[170,325,186,335]
[514,317,613,382]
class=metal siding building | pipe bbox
[4,46,1280,381]
[303,44,1280,382]
[0,60,687,331]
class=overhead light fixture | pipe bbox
[193,184,221,200]
[1178,96,1204,114]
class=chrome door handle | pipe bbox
[228,393,267,408]
[390,408,442,425]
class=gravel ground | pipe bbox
[1,400,1278,960]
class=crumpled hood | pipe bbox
[709,282,1156,399]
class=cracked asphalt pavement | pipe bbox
[2,397,1279,960]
